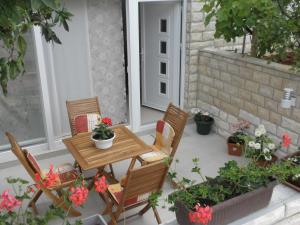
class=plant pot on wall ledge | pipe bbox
[284,151,300,192]
[194,112,214,135]
[255,155,278,168]
[175,181,277,225]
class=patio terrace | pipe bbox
[1,124,299,225]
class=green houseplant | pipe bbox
[167,158,300,225]
[194,112,214,135]
[91,117,115,149]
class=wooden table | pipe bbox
[63,125,152,171]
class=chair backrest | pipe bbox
[5,132,37,180]
[122,161,168,201]
[163,103,188,158]
[66,97,101,136]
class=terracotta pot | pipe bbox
[255,155,278,167]
[227,137,244,156]
[175,181,277,225]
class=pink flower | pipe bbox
[69,186,89,206]
[102,117,112,126]
[94,175,108,193]
[282,133,292,148]
[35,165,59,189]
[188,204,213,225]
[0,190,22,212]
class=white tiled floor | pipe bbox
[0,124,298,225]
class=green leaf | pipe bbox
[41,0,61,9]
[31,0,44,10]
[17,36,27,56]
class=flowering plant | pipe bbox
[0,165,109,225]
[194,112,213,122]
[166,157,300,225]
[92,117,114,140]
[244,124,279,162]
[229,120,250,145]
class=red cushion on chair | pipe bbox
[26,152,42,174]
[74,113,101,134]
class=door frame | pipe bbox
[126,0,187,132]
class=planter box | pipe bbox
[175,181,277,225]
[81,214,107,225]
[284,151,300,192]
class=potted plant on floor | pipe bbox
[244,124,279,167]
[91,117,115,149]
[227,120,250,156]
[194,112,214,135]
[166,158,300,225]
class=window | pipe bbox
[160,41,167,55]
[0,32,46,151]
[160,82,167,95]
[160,19,167,33]
[160,62,167,75]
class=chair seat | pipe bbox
[139,145,168,162]
[108,183,150,207]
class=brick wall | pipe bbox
[189,48,300,153]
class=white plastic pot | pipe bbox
[91,133,115,150]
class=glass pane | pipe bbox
[160,82,167,95]
[0,31,46,151]
[160,41,167,54]
[160,19,167,33]
[160,62,167,75]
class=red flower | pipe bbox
[34,165,60,189]
[282,133,292,148]
[0,190,22,212]
[69,186,89,207]
[188,204,213,225]
[94,175,108,193]
[102,117,112,126]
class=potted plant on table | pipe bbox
[244,124,279,167]
[165,158,300,225]
[194,112,214,135]
[227,120,250,156]
[91,117,115,149]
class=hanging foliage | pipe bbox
[0,0,72,94]
[202,0,300,69]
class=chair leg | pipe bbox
[109,164,115,178]
[73,161,82,173]
[28,189,42,214]
[152,206,162,224]
[139,203,151,215]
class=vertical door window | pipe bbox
[160,41,167,55]
[159,81,167,95]
[0,31,46,151]
[160,19,167,33]
[159,61,168,76]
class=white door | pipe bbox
[141,1,181,111]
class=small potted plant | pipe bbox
[284,143,300,192]
[227,120,250,156]
[194,111,214,135]
[244,124,278,167]
[91,117,115,149]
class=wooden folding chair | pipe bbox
[66,97,115,177]
[138,103,188,165]
[103,159,169,225]
[5,132,81,217]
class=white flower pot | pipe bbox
[91,133,115,150]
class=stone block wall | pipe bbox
[184,0,248,109]
[190,48,300,153]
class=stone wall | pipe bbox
[191,48,300,153]
[184,0,248,109]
